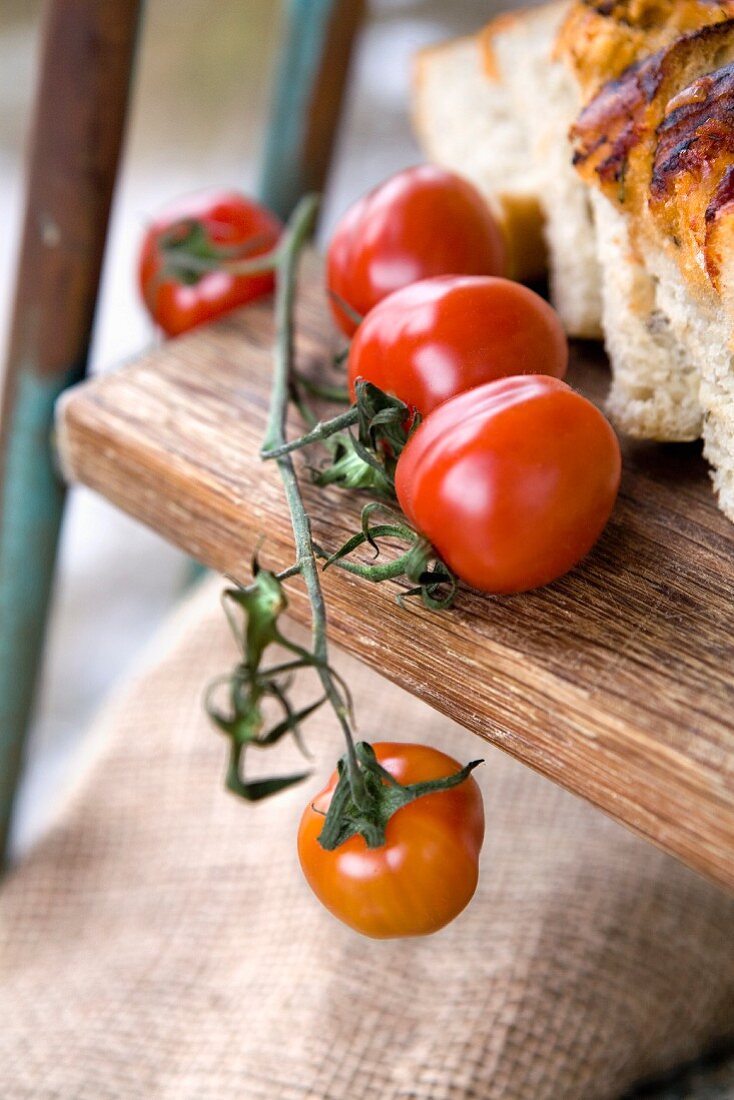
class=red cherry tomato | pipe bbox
[348,275,568,416]
[298,742,485,939]
[395,376,621,594]
[139,190,282,336]
[327,166,506,337]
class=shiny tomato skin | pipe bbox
[139,190,282,336]
[327,166,506,337]
[395,376,621,594]
[298,742,484,939]
[347,275,568,415]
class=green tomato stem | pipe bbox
[165,251,280,279]
[261,405,359,460]
[273,563,304,583]
[263,194,367,809]
[159,221,282,281]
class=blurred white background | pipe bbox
[0,0,510,854]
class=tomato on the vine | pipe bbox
[396,376,621,594]
[298,742,484,938]
[347,275,568,416]
[327,166,506,337]
[139,189,282,337]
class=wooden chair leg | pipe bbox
[259,0,366,219]
[0,0,141,863]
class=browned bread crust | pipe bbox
[556,0,733,98]
[569,19,734,295]
[650,61,734,292]
[652,63,734,205]
[571,22,734,207]
[705,163,734,291]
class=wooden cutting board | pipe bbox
[55,256,734,889]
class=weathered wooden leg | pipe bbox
[0,1,141,862]
[259,0,366,219]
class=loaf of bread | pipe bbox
[411,0,734,522]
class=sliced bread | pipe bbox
[572,18,734,515]
[486,1,604,338]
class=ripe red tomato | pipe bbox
[347,275,568,415]
[298,742,484,938]
[396,376,621,594]
[327,166,506,337]
[139,190,282,336]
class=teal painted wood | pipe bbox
[0,0,142,863]
[259,0,366,219]
[0,371,81,857]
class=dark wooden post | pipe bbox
[0,0,142,862]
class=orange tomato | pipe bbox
[298,742,485,938]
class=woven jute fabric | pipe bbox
[1,578,733,1100]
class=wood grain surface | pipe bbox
[56,256,734,889]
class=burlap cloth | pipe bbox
[1,577,733,1100]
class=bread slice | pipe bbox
[647,59,734,518]
[412,28,546,283]
[561,4,734,445]
[572,18,734,516]
[588,192,701,440]
[486,1,603,338]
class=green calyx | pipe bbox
[206,569,321,801]
[262,380,419,499]
[318,741,483,850]
[313,430,395,497]
[322,379,419,497]
[157,217,278,285]
[354,379,419,471]
[323,501,457,610]
[261,377,457,608]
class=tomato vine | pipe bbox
[203,194,478,848]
